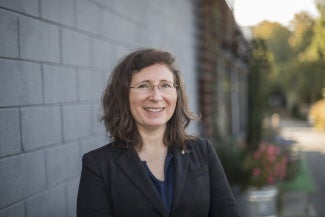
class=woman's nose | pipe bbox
[149,86,163,101]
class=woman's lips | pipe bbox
[144,107,165,112]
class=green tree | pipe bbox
[246,39,272,150]
[289,2,325,103]
[252,3,325,115]
[303,0,325,61]
[253,21,295,111]
[253,21,294,64]
[288,12,315,55]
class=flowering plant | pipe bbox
[215,137,299,190]
[242,141,288,188]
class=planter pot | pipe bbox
[236,185,278,217]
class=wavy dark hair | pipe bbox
[101,48,198,151]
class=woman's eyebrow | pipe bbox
[134,80,150,84]
[135,79,174,84]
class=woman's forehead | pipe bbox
[131,64,174,83]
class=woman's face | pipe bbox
[129,63,177,132]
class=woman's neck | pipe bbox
[137,126,166,151]
[137,127,168,164]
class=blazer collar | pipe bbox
[115,146,191,217]
[116,148,170,217]
[170,146,190,216]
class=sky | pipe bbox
[233,0,319,26]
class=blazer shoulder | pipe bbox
[186,136,213,151]
[186,137,217,161]
[83,141,124,163]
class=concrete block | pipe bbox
[61,29,90,66]
[76,0,100,34]
[46,142,80,186]
[144,3,163,33]
[114,46,129,63]
[100,11,146,46]
[78,69,104,101]
[129,0,149,25]
[91,0,115,8]
[0,109,21,157]
[0,10,19,58]
[114,17,137,45]
[65,178,80,217]
[62,104,92,141]
[0,202,24,217]
[43,64,77,104]
[26,185,66,217]
[40,0,75,26]
[91,39,116,70]
[19,16,60,62]
[112,0,133,19]
[113,0,147,25]
[0,150,46,209]
[21,106,61,151]
[0,59,42,107]
[0,0,39,17]
[99,10,119,41]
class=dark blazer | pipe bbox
[77,137,239,217]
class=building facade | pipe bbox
[198,0,250,142]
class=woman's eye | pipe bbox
[161,83,172,88]
[138,84,150,89]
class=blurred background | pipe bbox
[0,0,324,216]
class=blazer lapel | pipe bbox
[170,147,190,215]
[116,149,169,217]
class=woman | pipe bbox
[77,48,239,217]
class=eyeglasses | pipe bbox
[130,81,178,94]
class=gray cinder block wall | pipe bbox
[0,0,198,216]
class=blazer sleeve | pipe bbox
[77,153,113,217]
[205,139,240,217]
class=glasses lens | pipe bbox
[158,82,174,94]
[131,82,176,94]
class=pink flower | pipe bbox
[267,146,275,155]
[268,154,275,163]
[275,146,281,155]
[243,141,290,187]
[253,151,261,160]
[267,175,275,184]
[253,168,261,177]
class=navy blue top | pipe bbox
[142,153,174,213]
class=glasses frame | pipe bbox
[129,81,178,94]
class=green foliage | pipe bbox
[303,16,325,61]
[289,12,315,54]
[298,1,325,62]
[275,60,325,103]
[253,3,325,115]
[254,21,294,64]
[246,39,272,149]
[214,137,246,187]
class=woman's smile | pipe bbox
[144,107,165,112]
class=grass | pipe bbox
[279,153,315,193]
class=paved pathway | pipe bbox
[279,118,325,217]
